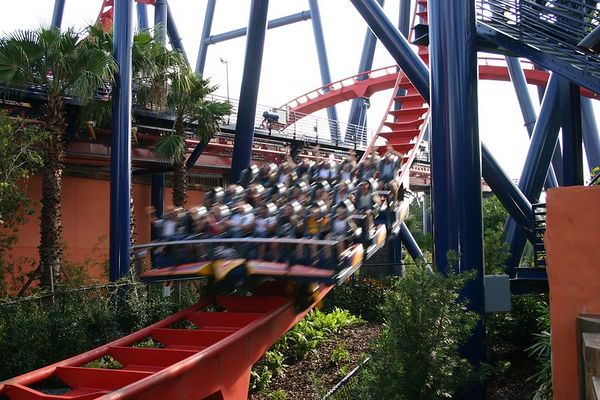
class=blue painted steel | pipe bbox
[136,2,149,31]
[582,96,600,169]
[388,235,403,276]
[393,0,412,111]
[399,222,423,261]
[230,0,269,182]
[151,174,165,218]
[560,78,584,186]
[166,3,189,65]
[195,0,216,75]
[430,0,485,394]
[109,0,134,282]
[345,0,384,143]
[422,191,432,235]
[51,0,66,28]
[481,143,534,239]
[154,0,167,43]
[476,22,600,98]
[507,74,562,271]
[186,139,210,168]
[505,56,558,189]
[308,0,339,141]
[205,11,312,45]
[349,0,430,104]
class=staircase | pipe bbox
[475,0,600,95]
[368,0,430,172]
[579,315,600,399]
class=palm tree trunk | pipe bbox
[39,93,65,289]
[172,159,187,208]
[172,118,187,208]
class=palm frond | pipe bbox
[155,133,186,163]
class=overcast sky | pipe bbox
[1,0,596,179]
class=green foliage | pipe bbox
[591,166,600,185]
[325,277,388,322]
[250,308,362,394]
[527,301,552,400]
[330,342,350,366]
[354,264,478,400]
[0,113,44,295]
[404,196,433,253]
[482,196,511,274]
[0,281,200,380]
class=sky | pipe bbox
[1,0,596,179]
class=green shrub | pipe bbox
[0,281,202,380]
[355,264,478,400]
[527,301,552,400]
[330,342,350,366]
[325,277,388,322]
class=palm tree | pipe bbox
[154,67,232,207]
[0,27,116,288]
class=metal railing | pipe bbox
[209,94,374,150]
[476,0,600,79]
[532,202,547,268]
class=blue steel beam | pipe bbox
[582,96,600,169]
[393,0,412,112]
[345,0,384,143]
[560,78,584,186]
[109,0,134,281]
[308,0,339,141]
[51,0,66,28]
[349,0,430,104]
[151,173,165,218]
[166,2,190,65]
[154,0,167,43]
[136,2,149,31]
[422,191,432,235]
[481,143,534,236]
[230,0,269,182]
[507,74,562,271]
[505,57,559,189]
[399,222,424,261]
[205,12,312,45]
[195,0,216,75]
[388,236,403,276]
[430,0,485,392]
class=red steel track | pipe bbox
[0,283,330,400]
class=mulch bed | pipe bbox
[250,323,382,400]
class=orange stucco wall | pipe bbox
[545,186,600,399]
[3,175,203,289]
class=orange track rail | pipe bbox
[0,283,331,400]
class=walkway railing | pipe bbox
[476,0,600,81]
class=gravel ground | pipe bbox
[250,323,381,400]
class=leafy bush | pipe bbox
[325,277,388,322]
[527,301,552,400]
[0,281,201,380]
[353,264,478,400]
[250,308,362,393]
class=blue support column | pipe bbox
[399,222,424,261]
[507,74,561,271]
[388,235,403,276]
[154,0,167,43]
[560,79,583,186]
[482,143,535,259]
[166,3,190,65]
[345,0,384,143]
[195,0,217,75]
[151,174,165,218]
[51,0,66,28]
[349,0,430,104]
[308,0,339,141]
[422,191,432,235]
[582,96,600,169]
[136,2,149,31]
[430,1,485,396]
[206,12,311,45]
[506,57,558,189]
[109,0,134,281]
[230,0,269,182]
